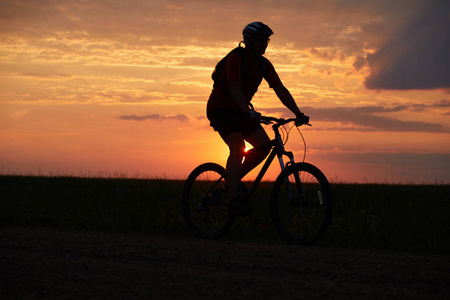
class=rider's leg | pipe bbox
[224,132,246,199]
[240,128,271,178]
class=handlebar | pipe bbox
[260,116,311,127]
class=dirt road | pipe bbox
[1,227,449,299]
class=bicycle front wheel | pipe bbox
[271,162,332,245]
[182,163,234,239]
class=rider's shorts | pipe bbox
[207,109,263,140]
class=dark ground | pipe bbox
[1,226,449,299]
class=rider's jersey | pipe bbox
[207,48,283,111]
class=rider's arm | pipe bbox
[229,81,251,113]
[273,84,302,116]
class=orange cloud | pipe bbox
[117,114,189,122]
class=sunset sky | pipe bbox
[1,0,449,183]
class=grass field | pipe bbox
[1,175,449,254]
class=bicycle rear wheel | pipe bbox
[271,162,332,245]
[182,163,234,239]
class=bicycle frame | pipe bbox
[201,117,307,205]
[244,119,300,202]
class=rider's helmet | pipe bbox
[242,22,274,39]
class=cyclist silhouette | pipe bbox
[207,22,309,216]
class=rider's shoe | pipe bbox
[228,195,252,217]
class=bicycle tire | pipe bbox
[182,163,234,239]
[270,162,332,245]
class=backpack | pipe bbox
[211,47,267,88]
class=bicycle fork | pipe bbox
[277,151,305,206]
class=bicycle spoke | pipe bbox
[182,163,234,239]
[271,163,332,245]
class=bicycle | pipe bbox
[182,116,332,245]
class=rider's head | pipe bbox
[242,22,273,55]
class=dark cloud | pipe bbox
[322,151,450,183]
[310,107,448,133]
[353,55,367,71]
[118,114,189,122]
[325,151,449,167]
[433,99,450,107]
[263,105,449,133]
[364,0,450,90]
[410,100,450,112]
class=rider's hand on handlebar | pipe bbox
[295,112,310,126]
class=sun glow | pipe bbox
[244,141,253,153]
